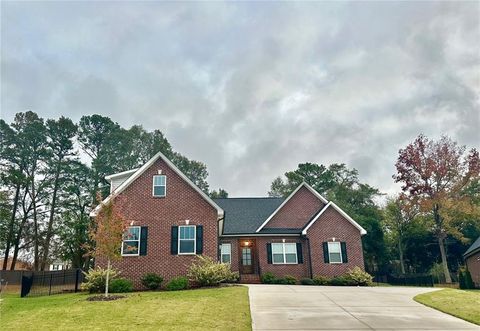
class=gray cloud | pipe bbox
[1,1,479,197]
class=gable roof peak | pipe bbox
[255,182,329,232]
[89,150,224,218]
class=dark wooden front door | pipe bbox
[239,240,255,274]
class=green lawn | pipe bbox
[0,286,251,331]
[414,288,480,325]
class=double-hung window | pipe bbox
[122,226,140,256]
[220,243,231,264]
[178,225,196,254]
[328,241,342,263]
[272,243,298,264]
[152,175,166,197]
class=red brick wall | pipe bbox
[264,186,324,229]
[219,239,239,272]
[96,157,219,289]
[466,251,480,288]
[256,237,310,280]
[306,207,365,277]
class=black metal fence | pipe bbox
[374,273,434,287]
[16,269,84,297]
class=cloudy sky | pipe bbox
[1,1,479,197]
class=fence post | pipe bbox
[74,269,80,293]
[48,273,53,296]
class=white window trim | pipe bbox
[328,241,343,264]
[220,243,231,264]
[122,226,141,256]
[152,175,167,197]
[178,225,196,255]
[271,242,298,265]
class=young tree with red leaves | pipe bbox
[394,134,480,283]
[89,194,128,297]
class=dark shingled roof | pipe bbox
[464,236,480,258]
[213,197,285,234]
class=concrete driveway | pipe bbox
[247,285,479,331]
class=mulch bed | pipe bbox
[87,295,126,301]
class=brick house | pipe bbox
[464,236,480,288]
[91,151,366,286]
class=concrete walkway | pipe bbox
[247,285,479,331]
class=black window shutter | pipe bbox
[323,242,329,263]
[196,225,203,254]
[341,242,348,263]
[140,226,148,256]
[266,243,272,264]
[296,242,303,264]
[171,226,178,255]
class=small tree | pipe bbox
[88,193,127,297]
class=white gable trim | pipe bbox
[302,201,367,235]
[255,182,329,233]
[89,151,224,218]
[105,168,138,181]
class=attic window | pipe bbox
[153,175,166,197]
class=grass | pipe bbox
[414,288,480,325]
[0,286,251,331]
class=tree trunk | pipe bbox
[31,177,39,271]
[40,164,61,270]
[398,240,406,274]
[2,182,21,270]
[105,259,110,297]
[438,236,452,283]
[10,213,28,270]
[433,204,451,284]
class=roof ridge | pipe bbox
[213,197,284,200]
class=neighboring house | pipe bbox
[0,258,32,270]
[91,151,366,287]
[49,261,70,271]
[464,236,480,288]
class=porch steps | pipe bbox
[240,274,261,284]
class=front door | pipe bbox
[240,240,255,274]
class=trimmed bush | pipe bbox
[109,278,133,293]
[260,272,277,284]
[329,276,350,286]
[166,276,189,291]
[313,275,330,285]
[301,278,315,285]
[344,267,373,286]
[187,256,239,287]
[141,273,164,290]
[283,275,297,285]
[81,267,119,293]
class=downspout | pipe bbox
[304,235,313,279]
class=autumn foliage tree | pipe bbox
[394,135,480,283]
[89,194,128,296]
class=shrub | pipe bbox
[260,272,277,284]
[141,273,164,290]
[329,276,350,286]
[81,267,119,293]
[301,278,315,285]
[187,256,239,287]
[166,276,189,291]
[109,278,133,293]
[464,270,474,289]
[313,275,330,285]
[459,269,466,289]
[344,267,373,286]
[283,275,297,285]
[459,269,475,289]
